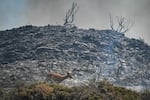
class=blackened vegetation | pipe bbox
[63,2,79,27]
[109,14,133,33]
[0,25,149,90]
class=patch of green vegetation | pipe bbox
[0,86,4,99]
[1,81,149,100]
[140,89,150,100]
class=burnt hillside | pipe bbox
[0,25,149,90]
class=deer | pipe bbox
[46,65,73,83]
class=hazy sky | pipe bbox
[0,0,150,44]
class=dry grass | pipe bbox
[1,81,149,100]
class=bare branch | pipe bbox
[109,15,133,33]
[64,2,79,27]
[109,14,114,30]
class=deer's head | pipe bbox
[66,71,73,78]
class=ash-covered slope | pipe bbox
[0,25,149,90]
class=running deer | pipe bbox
[46,66,72,83]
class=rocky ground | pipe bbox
[0,25,149,90]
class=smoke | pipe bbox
[0,0,150,44]
[22,0,74,25]
[0,0,26,29]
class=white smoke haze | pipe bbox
[0,0,150,44]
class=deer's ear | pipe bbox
[45,70,49,73]
[68,71,71,73]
